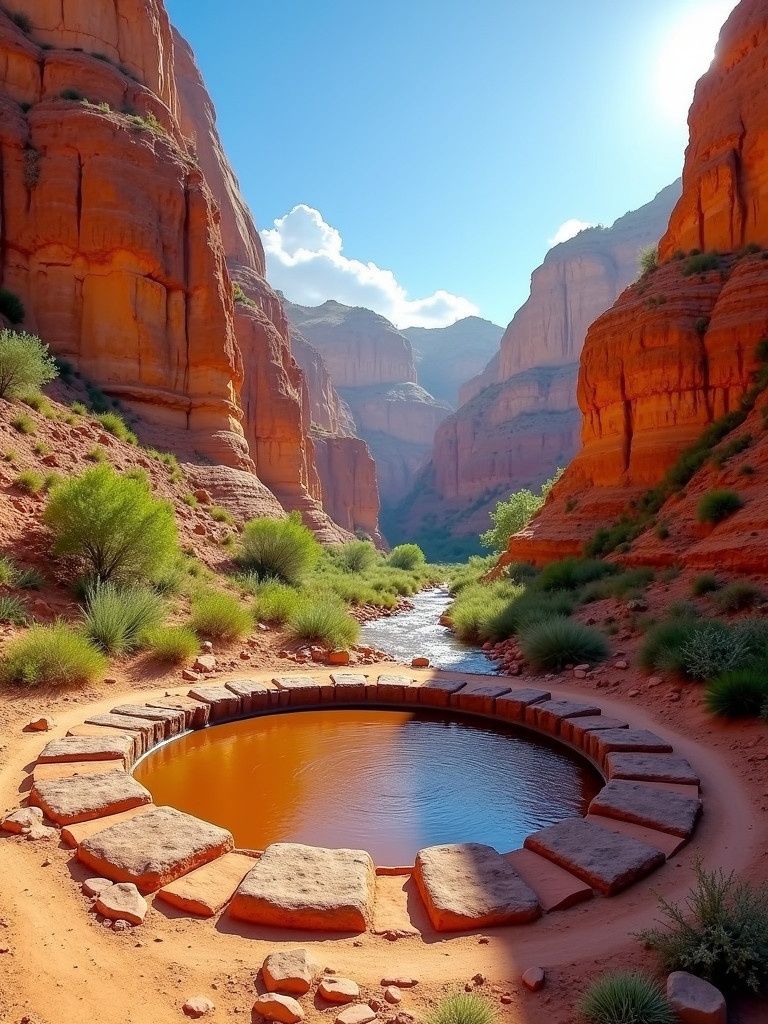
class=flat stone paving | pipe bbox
[157,851,256,916]
[414,843,540,931]
[589,780,702,838]
[110,705,186,738]
[605,752,701,785]
[30,771,151,825]
[229,843,375,932]
[37,734,135,767]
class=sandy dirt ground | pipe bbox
[1,650,767,1024]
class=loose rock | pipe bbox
[95,882,147,925]
[1,807,44,835]
[667,971,726,1024]
[183,996,216,1019]
[522,967,545,992]
[262,949,319,996]
[318,978,360,1004]
[252,993,304,1023]
[384,987,402,1004]
[82,877,115,898]
[335,1006,376,1024]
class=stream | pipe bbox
[359,586,496,674]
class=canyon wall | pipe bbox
[402,317,503,407]
[508,0,768,566]
[0,3,380,542]
[393,182,680,560]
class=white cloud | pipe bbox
[548,218,596,247]
[261,205,478,329]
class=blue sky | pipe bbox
[165,0,739,329]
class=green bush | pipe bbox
[535,557,615,592]
[678,622,751,679]
[579,971,673,1024]
[705,666,768,718]
[209,505,234,524]
[697,489,744,525]
[581,567,654,603]
[0,622,108,688]
[336,540,378,573]
[15,469,45,493]
[0,330,57,398]
[480,469,562,552]
[44,464,178,585]
[0,595,27,625]
[639,860,768,993]
[251,579,304,624]
[286,600,360,649]
[190,590,253,640]
[95,411,137,444]
[714,580,762,612]
[142,625,199,663]
[691,573,720,596]
[637,244,659,277]
[14,566,45,589]
[520,617,608,672]
[0,289,25,324]
[387,543,426,570]
[0,556,16,584]
[238,513,321,585]
[81,582,164,654]
[426,992,496,1024]
[484,588,575,641]
[682,251,721,276]
[10,412,35,434]
[639,620,699,673]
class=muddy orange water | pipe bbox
[134,708,602,864]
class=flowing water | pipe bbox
[359,587,495,673]
[134,708,601,864]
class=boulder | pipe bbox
[262,949,319,996]
[318,978,360,1004]
[95,882,148,925]
[183,996,215,1019]
[667,972,726,1024]
[252,993,304,1023]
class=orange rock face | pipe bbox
[510,0,768,566]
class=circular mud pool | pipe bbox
[133,708,602,864]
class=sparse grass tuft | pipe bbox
[520,617,608,672]
[0,595,27,625]
[705,666,768,718]
[697,489,744,525]
[190,590,253,640]
[578,971,674,1024]
[426,992,496,1024]
[713,580,762,612]
[0,622,108,688]
[10,413,35,434]
[143,624,199,663]
[14,469,45,493]
[95,411,137,444]
[691,573,720,596]
[81,582,164,654]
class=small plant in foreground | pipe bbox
[578,971,673,1024]
[190,590,253,640]
[286,600,360,650]
[238,513,321,586]
[10,412,35,434]
[520,617,608,672]
[697,489,744,525]
[387,543,426,570]
[426,992,496,1024]
[14,566,45,589]
[0,595,27,625]
[0,622,108,688]
[182,492,198,507]
[714,580,762,612]
[691,573,720,596]
[639,860,768,993]
[678,622,751,679]
[142,625,199,663]
[81,582,164,654]
[14,469,45,493]
[95,411,137,444]
[705,666,768,718]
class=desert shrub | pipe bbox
[637,244,659,277]
[0,289,25,324]
[448,555,498,595]
[484,588,575,641]
[697,489,744,524]
[639,860,768,993]
[251,579,304,624]
[13,566,45,589]
[578,971,673,1024]
[426,992,495,1024]
[123,467,149,485]
[639,620,699,673]
[336,540,378,573]
[0,622,108,688]
[450,587,511,643]
[10,412,35,434]
[95,411,137,444]
[182,492,198,507]
[682,251,721,276]
[20,391,54,416]
[0,556,16,584]
[85,446,107,462]
[520,617,608,672]
[143,625,199,663]
[387,543,426,570]
[691,574,720,596]
[581,567,655,603]
[678,622,751,679]
[70,400,87,415]
[238,513,321,585]
[480,469,562,552]
[81,582,164,654]
[190,590,253,640]
[714,580,762,612]
[286,599,360,649]
[14,469,45,493]
[209,505,234,524]
[44,464,178,585]
[535,557,615,593]
[667,601,699,620]
[0,595,27,625]
[705,666,768,718]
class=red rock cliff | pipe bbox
[510,0,768,565]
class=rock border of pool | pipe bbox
[6,667,705,937]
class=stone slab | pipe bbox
[66,725,142,763]
[605,752,701,786]
[61,804,156,848]
[369,675,413,704]
[330,674,367,701]
[109,705,185,738]
[77,806,234,893]
[561,716,629,748]
[528,700,602,734]
[30,771,151,826]
[37,735,135,767]
[590,728,673,768]
[157,852,255,917]
[83,714,163,753]
[146,697,210,730]
[451,685,513,715]
[229,842,375,932]
[524,817,666,895]
[494,689,551,723]
[414,843,540,931]
[225,678,275,714]
[272,676,321,707]
[589,780,701,838]
[584,814,687,859]
[417,678,466,707]
[504,848,593,912]
[187,686,242,721]
[32,759,126,784]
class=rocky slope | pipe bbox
[402,317,503,407]
[393,183,680,560]
[0,2,380,543]
[284,300,451,506]
[508,0,768,568]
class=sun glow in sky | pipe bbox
[166,0,742,330]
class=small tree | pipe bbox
[480,469,563,553]
[44,464,178,584]
[387,543,425,570]
[637,243,660,276]
[0,329,58,399]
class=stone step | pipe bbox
[145,697,210,730]
[330,673,368,701]
[32,759,126,785]
[156,851,256,917]
[527,700,602,734]
[524,817,666,895]
[110,705,186,739]
[494,689,551,723]
[272,676,323,706]
[584,814,687,859]
[450,685,513,715]
[605,752,700,786]
[414,843,541,932]
[77,806,234,893]
[417,678,466,707]
[37,734,135,768]
[371,874,420,936]
[187,685,242,721]
[368,675,417,704]
[30,771,152,826]
[560,715,629,748]
[503,848,593,912]
[61,804,157,848]
[66,725,142,763]
[224,679,276,714]
[590,728,673,769]
[589,780,701,838]
[83,714,164,754]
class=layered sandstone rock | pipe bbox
[509,0,768,566]
[403,317,503,407]
[396,182,680,558]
